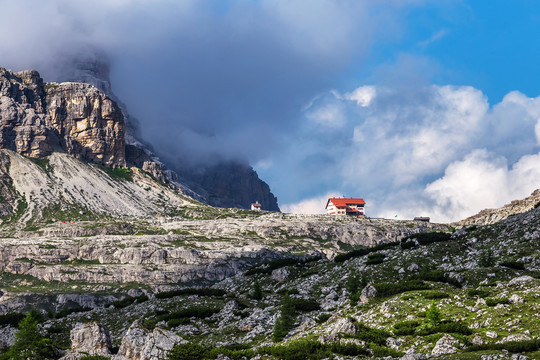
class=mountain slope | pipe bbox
[59,55,280,211]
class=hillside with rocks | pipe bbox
[0,189,537,359]
[0,65,539,360]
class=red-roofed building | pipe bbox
[325,198,365,217]
[251,201,262,211]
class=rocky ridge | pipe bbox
[0,68,125,167]
[458,189,540,226]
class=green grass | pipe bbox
[94,163,133,182]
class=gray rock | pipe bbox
[486,331,498,338]
[431,334,462,356]
[509,294,524,304]
[360,283,377,304]
[271,267,290,282]
[498,334,531,343]
[115,322,186,360]
[70,322,111,356]
[508,276,534,286]
[330,317,358,335]
[471,334,487,346]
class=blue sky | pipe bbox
[1,0,539,221]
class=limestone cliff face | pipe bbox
[46,82,125,167]
[60,56,280,211]
[186,161,280,211]
[0,68,125,167]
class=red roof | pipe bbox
[326,197,366,209]
[251,203,261,207]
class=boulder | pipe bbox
[330,317,358,335]
[508,276,534,286]
[70,322,111,356]
[471,334,487,346]
[498,334,531,343]
[509,294,524,304]
[431,334,463,357]
[271,267,290,282]
[360,283,377,304]
[116,322,186,360]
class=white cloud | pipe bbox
[345,86,376,107]
[275,83,540,223]
[281,192,340,214]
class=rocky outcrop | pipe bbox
[70,322,111,356]
[431,334,463,356]
[115,322,185,360]
[46,82,125,167]
[179,160,280,212]
[458,189,540,225]
[0,68,125,167]
[58,55,277,211]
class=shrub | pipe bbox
[167,343,207,360]
[289,297,320,312]
[316,313,332,324]
[0,312,25,327]
[366,253,385,265]
[353,321,391,345]
[400,240,416,249]
[393,320,420,336]
[334,242,399,263]
[500,260,525,270]
[416,320,472,336]
[413,269,462,288]
[466,339,540,353]
[80,356,110,360]
[466,288,490,298]
[374,279,429,297]
[147,306,220,329]
[251,280,262,300]
[245,256,321,276]
[156,288,226,299]
[260,340,331,360]
[55,306,92,319]
[425,301,441,326]
[423,290,449,299]
[272,294,297,342]
[485,297,509,307]
[478,249,495,267]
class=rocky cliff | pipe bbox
[174,160,280,211]
[0,68,125,167]
[59,56,280,211]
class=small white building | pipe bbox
[251,201,262,211]
[326,197,365,217]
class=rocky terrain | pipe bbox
[0,191,537,359]
[0,64,539,360]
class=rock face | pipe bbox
[58,55,280,211]
[70,322,111,356]
[177,160,280,212]
[46,82,125,167]
[115,322,185,360]
[0,68,125,167]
